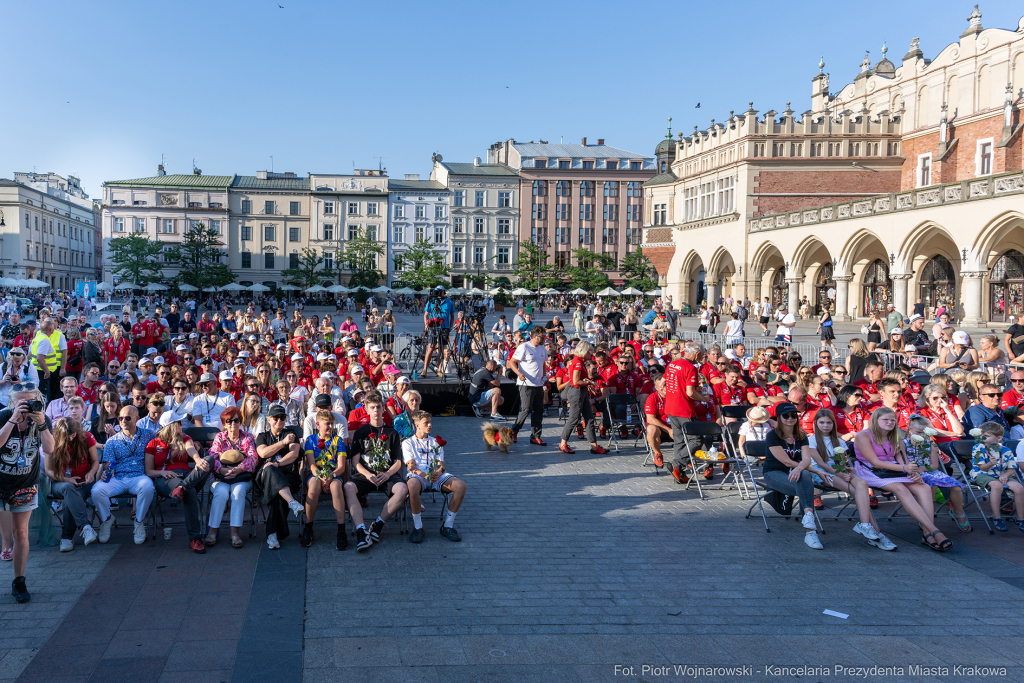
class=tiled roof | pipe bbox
[440,162,519,177]
[388,179,447,191]
[104,174,235,189]
[511,142,652,160]
[232,175,310,190]
[643,172,677,187]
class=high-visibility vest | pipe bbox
[30,330,61,372]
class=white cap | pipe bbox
[320,371,335,379]
[316,352,329,361]
[952,331,970,345]
[238,351,250,358]
[139,357,154,366]
[371,345,382,352]
[249,335,258,341]
[350,365,364,375]
[219,370,232,380]
[347,349,358,356]
[189,333,198,338]
[175,344,188,352]
[816,366,831,377]
[291,353,304,361]
[342,336,352,342]
[159,411,188,427]
[233,359,245,366]
[328,354,337,360]
[145,347,158,355]
[230,333,238,339]
[154,356,165,364]
[904,344,917,353]
[396,376,411,385]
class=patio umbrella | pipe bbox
[114,282,139,290]
[305,285,327,293]
[95,282,112,291]
[144,283,167,291]
[468,287,486,296]
[201,286,218,293]
[596,287,620,297]
[568,288,588,295]
[448,288,466,295]
[619,286,643,295]
[219,283,245,291]
[248,283,270,292]
[279,284,300,291]
[488,287,507,295]
[177,284,198,292]
[372,285,391,294]
[541,288,560,295]
[394,287,416,295]
[511,287,533,296]
[327,284,350,294]
[23,279,49,288]
[645,288,663,296]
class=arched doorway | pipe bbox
[814,262,835,315]
[862,259,890,314]
[771,268,787,310]
[990,249,1024,322]
[918,255,955,316]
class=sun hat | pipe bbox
[746,406,770,424]
[218,449,244,467]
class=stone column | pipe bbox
[705,279,717,308]
[834,276,853,322]
[786,278,801,313]
[891,273,912,317]
[960,271,987,326]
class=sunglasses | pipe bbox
[779,414,798,420]
[981,393,1001,398]
[852,393,863,399]
[173,385,188,390]
[224,418,241,424]
[1013,379,1024,384]
[117,416,134,422]
[133,395,147,401]
[11,382,36,392]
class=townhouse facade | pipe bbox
[386,175,449,286]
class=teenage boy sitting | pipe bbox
[299,410,348,549]
[401,410,466,543]
[343,395,408,552]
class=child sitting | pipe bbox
[904,415,970,532]
[401,410,467,544]
[970,421,1024,532]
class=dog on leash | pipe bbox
[482,422,514,453]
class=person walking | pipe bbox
[509,327,548,446]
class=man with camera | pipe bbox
[422,286,455,377]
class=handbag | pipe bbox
[860,325,870,335]
[869,465,909,479]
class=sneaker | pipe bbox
[298,526,314,547]
[267,533,280,550]
[721,463,730,476]
[355,528,372,552]
[190,538,206,554]
[702,466,714,481]
[852,522,880,541]
[672,467,689,484]
[868,534,897,551]
[1002,501,1014,515]
[369,519,385,542]
[804,531,823,549]
[559,443,575,454]
[489,414,506,421]
[336,527,348,551]
[590,445,609,454]
[409,527,425,544]
[801,509,817,531]
[511,432,518,444]
[813,495,824,510]
[60,539,74,552]
[599,426,608,438]
[288,500,304,519]
[98,516,114,543]
[11,577,29,604]
[81,525,98,546]
[170,486,184,503]
[440,525,462,542]
[133,520,147,545]
[472,405,483,418]
[51,499,64,514]
[992,517,1009,532]
[576,424,584,439]
[869,495,878,509]
[653,452,664,467]
[0,548,11,562]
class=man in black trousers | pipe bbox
[508,326,549,446]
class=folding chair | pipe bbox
[602,393,643,453]
[948,440,996,534]
[678,421,747,499]
[742,439,826,533]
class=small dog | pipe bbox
[482,422,514,453]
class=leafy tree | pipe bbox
[107,234,164,285]
[514,240,562,289]
[343,229,385,289]
[164,222,235,290]
[619,248,659,292]
[393,239,450,289]
[566,248,614,291]
[280,247,327,290]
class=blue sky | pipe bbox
[2,0,1019,197]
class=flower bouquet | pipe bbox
[314,438,336,480]
[830,443,851,474]
[426,436,445,480]
[368,432,391,473]
[908,434,933,471]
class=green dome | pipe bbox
[655,138,674,153]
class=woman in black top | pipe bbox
[761,402,822,549]
[87,392,122,447]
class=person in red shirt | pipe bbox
[77,363,103,406]
[919,385,965,445]
[664,341,703,484]
[627,331,645,360]
[347,394,394,431]
[1000,370,1024,410]
[66,328,85,377]
[834,384,870,441]
[712,366,747,409]
[746,365,785,406]
[644,376,672,467]
[228,362,248,401]
[699,347,726,385]
[558,342,608,455]
[145,364,174,396]
[865,378,911,430]
[102,326,128,367]
[854,360,885,402]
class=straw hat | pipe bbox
[746,406,769,424]
[218,449,244,467]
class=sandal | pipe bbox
[204,531,218,546]
[231,535,244,548]
[920,531,943,552]
[950,509,972,532]
[933,532,953,551]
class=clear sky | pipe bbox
[2,0,1019,197]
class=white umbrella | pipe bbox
[568,288,588,295]
[371,285,391,294]
[177,284,198,292]
[511,287,533,296]
[144,283,167,291]
[114,282,138,290]
[541,288,560,295]
[596,287,620,297]
[248,284,270,292]
[279,284,300,291]
[0,278,20,287]
[219,283,245,291]
[468,287,486,296]
[327,284,350,294]
[202,286,218,292]
[489,287,507,295]
[619,286,643,295]
[448,288,466,295]
[95,282,112,291]
[23,279,50,288]
[645,288,663,296]
[394,287,416,295]
[305,285,327,293]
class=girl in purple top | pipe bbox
[853,407,953,551]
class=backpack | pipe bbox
[737,305,749,322]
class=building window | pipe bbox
[497,246,510,265]
[579,227,593,244]
[603,227,618,244]
[475,191,485,207]
[263,200,273,214]
[603,204,618,221]
[264,253,274,269]
[210,220,220,234]
[289,227,300,242]
[289,201,300,215]
[535,159,547,168]
[289,253,299,269]
[626,227,640,245]
[264,225,276,241]
[497,218,510,234]
[416,225,425,242]
[579,204,593,221]
[348,225,359,240]
[323,251,334,271]
[415,204,425,219]
[323,224,333,241]
[626,205,640,222]
[716,176,735,215]
[241,199,251,213]
[630,161,642,170]
[324,201,335,215]
[555,204,569,221]
[556,180,571,196]
[161,219,175,234]
[654,204,668,225]
[435,226,444,243]
[579,181,594,197]
[114,218,124,232]
[394,205,404,219]
[453,246,463,264]
[367,202,378,216]
[498,191,511,207]
[558,160,571,169]
[366,225,377,241]
[917,153,932,187]
[474,218,485,234]
[241,226,252,241]
[132,218,143,233]
[603,182,619,197]
[348,202,359,215]
[435,205,444,219]
[977,139,994,176]
[532,203,547,220]
[392,224,404,243]
[627,181,642,198]
[454,190,464,206]
[555,226,568,243]
[532,180,547,196]
[609,161,620,170]
[582,160,594,169]
[453,217,464,233]
[473,246,484,264]
[241,252,251,268]
[556,251,570,268]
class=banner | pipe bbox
[75,282,96,299]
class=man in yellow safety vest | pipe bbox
[30,317,65,402]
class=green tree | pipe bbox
[344,229,386,290]
[514,240,562,289]
[164,222,235,290]
[619,247,659,292]
[566,248,615,291]
[280,247,327,290]
[393,239,450,289]
[107,234,165,285]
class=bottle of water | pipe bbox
[103,461,115,482]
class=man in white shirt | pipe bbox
[191,372,236,429]
[302,393,349,442]
[758,297,773,337]
[774,306,796,345]
[508,326,549,446]
[161,379,195,429]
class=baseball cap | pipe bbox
[139,358,153,366]
[219,370,232,380]
[175,344,188,352]
[230,333,238,340]
[890,328,902,336]
[233,359,245,366]
[189,333,198,339]
[350,365,364,375]
[775,402,799,418]
[816,366,832,377]
[953,331,970,345]
[153,356,165,364]
[371,345,382,352]
[159,411,188,427]
[384,364,400,375]
[316,353,329,361]
[238,351,250,358]
[320,371,335,379]
[199,357,213,365]
[199,372,217,383]
[291,353,304,361]
[396,376,410,385]
[908,313,923,322]
[145,347,158,355]
[347,349,358,356]
[268,404,287,418]
[314,393,332,409]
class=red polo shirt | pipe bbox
[664,358,697,418]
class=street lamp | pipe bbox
[0,210,5,227]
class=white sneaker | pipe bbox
[81,525,98,546]
[98,516,114,543]
[267,533,280,549]
[801,509,817,530]
[489,414,506,422]
[60,538,74,552]
[868,534,897,551]
[133,520,147,545]
[852,522,880,541]
[472,405,483,418]
[288,500,304,519]
[804,530,823,549]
